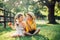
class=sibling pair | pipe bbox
[8,12,40,37]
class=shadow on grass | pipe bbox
[15,34,49,40]
[0,23,12,32]
[0,27,12,32]
[37,24,60,27]
[52,33,60,40]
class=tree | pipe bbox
[38,0,60,24]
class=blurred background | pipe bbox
[0,0,60,40]
[0,0,60,24]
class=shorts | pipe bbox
[29,30,36,34]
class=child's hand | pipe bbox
[8,22,12,26]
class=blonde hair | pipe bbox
[27,12,36,21]
[14,12,23,23]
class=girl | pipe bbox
[25,12,40,35]
[8,13,26,37]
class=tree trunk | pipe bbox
[48,3,57,24]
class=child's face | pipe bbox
[18,16,23,22]
[26,14,33,21]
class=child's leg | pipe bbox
[10,35,17,38]
[10,32,21,37]
[33,28,40,35]
[24,32,33,36]
[10,34,17,37]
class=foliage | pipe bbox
[0,0,60,16]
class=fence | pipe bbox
[0,8,15,28]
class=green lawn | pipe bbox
[0,23,60,40]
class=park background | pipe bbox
[0,0,60,40]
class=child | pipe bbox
[8,13,26,37]
[25,12,40,35]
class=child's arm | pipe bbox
[9,24,16,30]
[8,22,16,30]
[22,22,26,29]
[22,21,29,32]
[31,22,36,30]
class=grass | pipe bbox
[0,23,60,40]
